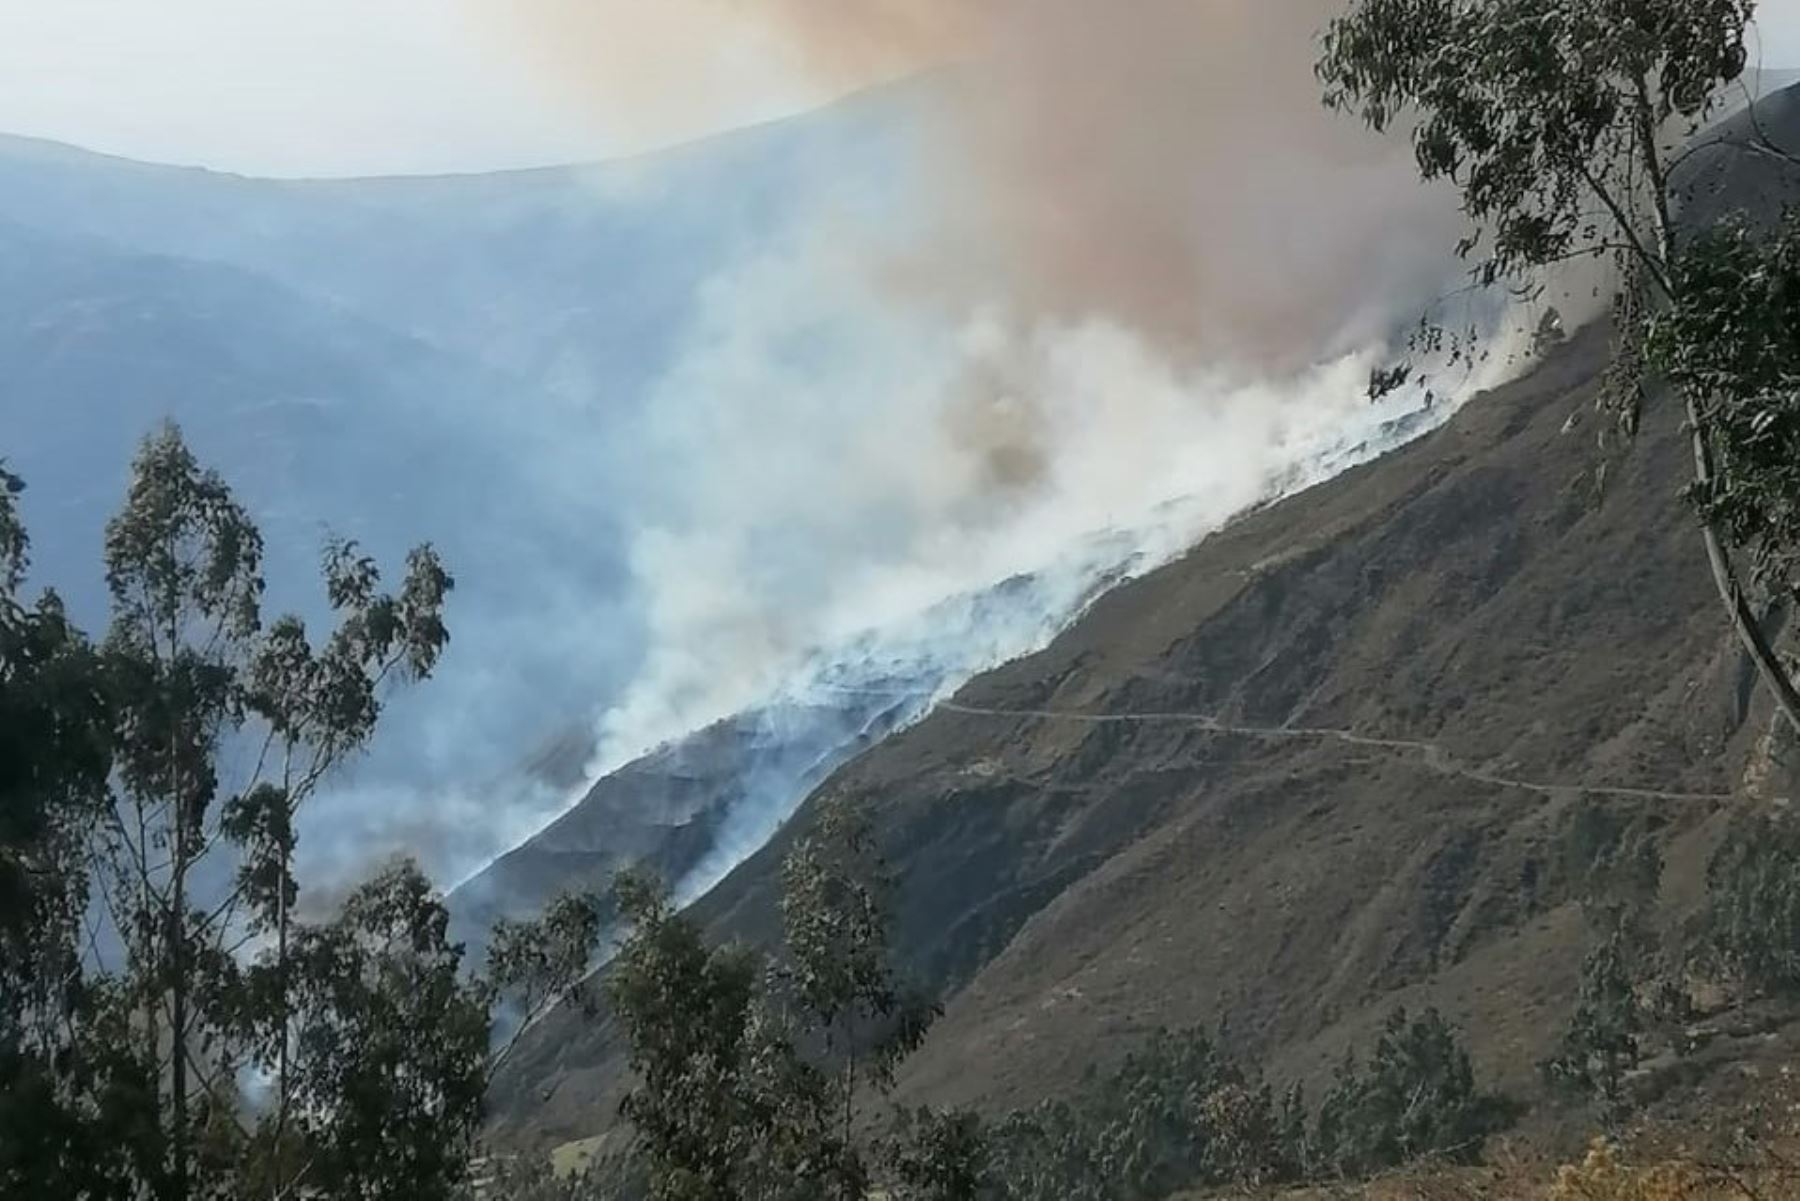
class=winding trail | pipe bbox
[931,699,1735,805]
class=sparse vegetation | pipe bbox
[1551,1140,1706,1201]
[9,6,1800,1199]
[1542,803,1668,1109]
[1705,807,1800,992]
[1315,1007,1515,1178]
[1319,0,1800,733]
[1544,920,1651,1106]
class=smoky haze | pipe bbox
[464,0,1516,890]
[507,0,1463,372]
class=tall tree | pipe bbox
[0,464,138,1198]
[276,862,491,1201]
[605,867,763,1201]
[1317,0,1800,730]
[93,422,454,1196]
[3,427,602,1200]
[2,426,615,1200]
[778,794,938,1194]
[601,797,950,1201]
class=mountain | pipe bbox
[492,313,1758,1148]
[446,692,922,952]
[0,217,517,616]
[443,403,1456,957]
[444,547,1157,952]
[0,80,929,387]
[1676,72,1800,230]
[0,83,931,885]
[486,83,1800,1150]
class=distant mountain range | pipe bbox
[0,72,1458,911]
[0,83,933,885]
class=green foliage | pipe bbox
[1319,0,1800,731]
[1705,807,1800,991]
[1544,803,1669,1108]
[1,463,141,1200]
[604,868,766,1200]
[780,796,900,1043]
[986,1099,1102,1201]
[1,427,600,1200]
[600,799,951,1201]
[488,891,606,1031]
[780,797,939,1125]
[1319,0,1751,289]
[1648,210,1800,601]
[882,1107,997,1201]
[275,862,492,1201]
[602,800,1507,1201]
[1542,920,1649,1104]
[987,1014,1505,1200]
[1560,800,1665,919]
[83,421,467,1197]
[1315,1008,1512,1178]
[987,1029,1284,1201]
[0,468,109,1023]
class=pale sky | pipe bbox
[0,0,1797,178]
[0,0,835,176]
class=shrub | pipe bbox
[1706,810,1800,992]
[987,1028,1279,1201]
[1542,921,1647,1104]
[1315,1008,1512,1177]
[1549,1140,1703,1201]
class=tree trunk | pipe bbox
[273,796,293,1201]
[168,612,190,1201]
[170,831,189,1200]
[1687,397,1800,734]
[1626,83,1800,740]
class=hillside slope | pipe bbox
[488,83,1800,1150]
[0,84,927,888]
[491,311,1790,1145]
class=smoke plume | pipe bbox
[500,0,1462,370]
[407,0,1538,905]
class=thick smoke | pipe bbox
[501,0,1462,370]
[473,1,1478,796]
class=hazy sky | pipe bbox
[0,0,833,175]
[0,0,1798,177]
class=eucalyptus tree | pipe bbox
[90,421,455,1196]
[1317,0,1800,731]
[0,464,134,1198]
[600,797,947,1201]
[778,795,938,1190]
[0,423,609,1200]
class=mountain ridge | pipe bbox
[485,302,1792,1149]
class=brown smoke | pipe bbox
[495,0,1462,372]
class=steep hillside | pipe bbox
[0,80,926,385]
[490,311,1789,1147]
[0,84,927,888]
[446,555,1158,953]
[0,218,520,618]
[487,82,1800,1152]
[447,692,918,951]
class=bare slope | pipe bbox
[491,316,1781,1146]
[493,85,1800,1147]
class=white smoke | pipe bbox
[503,247,1535,902]
[320,4,1542,899]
